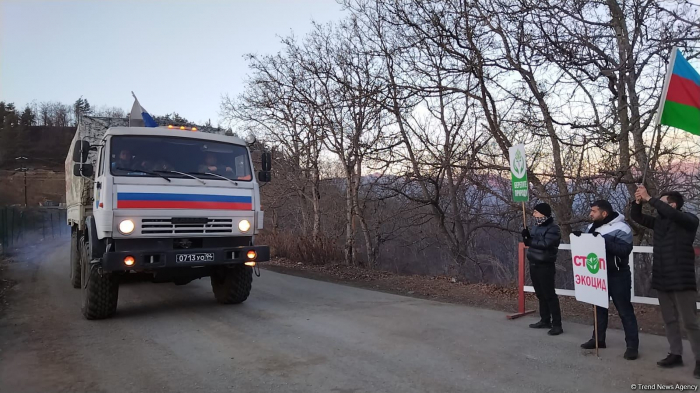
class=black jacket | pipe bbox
[525,218,561,264]
[631,198,699,292]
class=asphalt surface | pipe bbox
[1,242,699,393]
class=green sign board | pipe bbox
[508,144,529,202]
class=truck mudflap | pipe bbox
[102,245,270,272]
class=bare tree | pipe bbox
[224,0,700,284]
[222,40,326,244]
[92,106,126,118]
[36,101,74,127]
[282,20,392,266]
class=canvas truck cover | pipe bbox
[65,116,128,228]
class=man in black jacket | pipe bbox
[632,186,700,378]
[522,203,563,336]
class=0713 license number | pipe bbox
[176,253,215,263]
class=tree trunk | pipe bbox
[311,182,321,244]
[344,173,356,266]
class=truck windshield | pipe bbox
[110,135,252,181]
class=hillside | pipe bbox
[0,126,75,171]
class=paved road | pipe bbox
[1,243,698,393]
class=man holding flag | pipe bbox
[632,187,700,378]
[631,47,700,378]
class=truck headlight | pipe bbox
[238,219,251,233]
[119,219,135,235]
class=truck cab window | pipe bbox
[109,135,252,181]
[235,154,252,181]
[98,147,105,176]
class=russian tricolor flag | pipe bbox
[129,92,158,128]
[117,192,252,210]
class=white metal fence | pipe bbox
[523,244,700,308]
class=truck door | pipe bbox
[94,146,106,210]
[92,144,115,239]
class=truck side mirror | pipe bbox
[72,140,91,163]
[258,170,271,183]
[261,151,271,171]
[74,163,94,178]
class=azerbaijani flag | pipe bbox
[659,48,700,135]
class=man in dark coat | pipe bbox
[522,203,563,336]
[632,186,700,378]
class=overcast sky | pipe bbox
[0,0,346,125]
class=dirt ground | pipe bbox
[264,257,669,337]
[0,255,15,313]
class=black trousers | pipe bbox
[592,270,639,350]
[530,263,562,327]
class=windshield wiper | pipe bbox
[189,171,238,185]
[155,170,206,185]
[114,167,171,182]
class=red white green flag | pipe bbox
[659,48,700,135]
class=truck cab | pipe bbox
[66,118,271,319]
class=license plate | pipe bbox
[176,253,215,263]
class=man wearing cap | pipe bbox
[522,203,563,335]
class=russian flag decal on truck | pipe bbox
[116,186,252,210]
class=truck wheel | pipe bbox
[211,265,252,304]
[80,236,119,320]
[70,228,81,289]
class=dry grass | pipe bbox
[258,232,344,265]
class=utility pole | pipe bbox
[15,157,28,207]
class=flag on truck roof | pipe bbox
[659,48,700,135]
[129,92,158,128]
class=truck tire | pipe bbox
[80,236,119,320]
[70,228,81,289]
[211,265,252,304]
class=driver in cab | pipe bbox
[199,152,233,175]
[112,149,135,171]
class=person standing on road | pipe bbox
[521,203,563,336]
[573,200,639,360]
[632,186,700,378]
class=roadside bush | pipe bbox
[258,232,344,265]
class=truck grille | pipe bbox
[141,218,234,235]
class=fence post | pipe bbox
[0,208,4,252]
[630,249,635,300]
[9,208,14,247]
[1,208,4,248]
[507,242,536,319]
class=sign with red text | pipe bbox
[571,234,609,309]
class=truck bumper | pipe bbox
[102,245,270,272]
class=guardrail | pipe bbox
[507,242,700,319]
